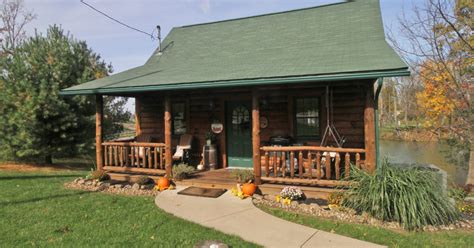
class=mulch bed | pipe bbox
[252,194,474,232]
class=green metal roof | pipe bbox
[61,0,409,95]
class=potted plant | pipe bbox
[231,169,257,197]
[205,131,216,145]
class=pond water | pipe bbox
[380,140,467,185]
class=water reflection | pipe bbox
[380,140,467,185]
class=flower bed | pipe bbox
[252,193,474,232]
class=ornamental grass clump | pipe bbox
[342,159,460,230]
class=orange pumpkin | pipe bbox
[157,177,170,191]
[242,183,257,196]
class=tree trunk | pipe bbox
[45,154,53,165]
[466,143,474,186]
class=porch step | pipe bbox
[108,172,163,182]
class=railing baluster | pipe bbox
[281,151,286,178]
[142,146,147,168]
[148,147,152,168]
[265,152,270,177]
[307,152,312,179]
[335,152,341,180]
[325,152,331,180]
[272,152,277,177]
[154,147,158,169]
[120,147,124,166]
[316,152,321,180]
[290,151,295,178]
[345,153,350,178]
[131,146,135,167]
[108,146,113,166]
[298,151,303,179]
[356,153,361,169]
[104,145,108,166]
[159,147,163,169]
[136,146,140,168]
[114,146,119,166]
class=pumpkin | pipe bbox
[241,183,257,196]
[157,177,170,191]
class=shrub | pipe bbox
[342,159,460,230]
[230,169,254,183]
[280,186,304,200]
[88,170,109,181]
[172,163,195,180]
[135,176,153,185]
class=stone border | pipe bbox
[64,177,159,197]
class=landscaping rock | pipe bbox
[194,240,228,248]
[78,179,85,185]
[290,201,299,208]
[263,194,274,201]
[73,178,81,183]
[252,194,263,200]
[132,183,140,190]
[97,184,108,191]
[114,184,123,189]
[124,184,132,189]
[85,180,92,186]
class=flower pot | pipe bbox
[157,177,170,191]
[242,183,257,196]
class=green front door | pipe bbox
[226,101,253,168]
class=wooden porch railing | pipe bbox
[102,142,167,175]
[260,146,365,187]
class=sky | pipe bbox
[23,0,418,111]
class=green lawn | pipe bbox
[0,169,258,247]
[258,205,473,248]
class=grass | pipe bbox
[258,205,473,248]
[0,169,258,247]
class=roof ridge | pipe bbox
[178,1,349,29]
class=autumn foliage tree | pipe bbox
[390,0,473,184]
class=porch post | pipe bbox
[252,89,262,185]
[164,96,172,178]
[95,94,104,171]
[364,82,376,173]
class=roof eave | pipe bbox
[59,68,410,96]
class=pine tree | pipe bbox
[0,25,122,164]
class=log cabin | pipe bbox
[60,0,409,190]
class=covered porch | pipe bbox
[94,79,378,188]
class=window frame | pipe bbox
[293,96,321,140]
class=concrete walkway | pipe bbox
[155,187,384,248]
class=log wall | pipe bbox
[134,80,372,168]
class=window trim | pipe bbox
[293,96,321,140]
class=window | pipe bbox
[295,97,320,138]
[172,103,186,135]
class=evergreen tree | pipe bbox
[0,25,128,164]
